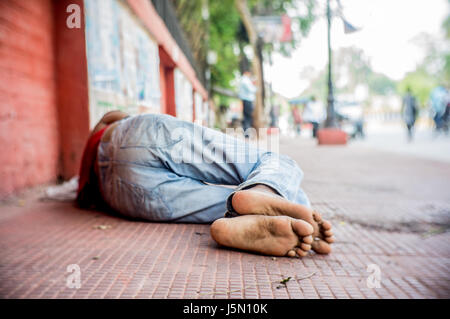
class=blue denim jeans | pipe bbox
[97,114,310,223]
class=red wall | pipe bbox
[0,0,207,198]
[0,0,60,196]
[53,0,90,180]
[159,46,176,116]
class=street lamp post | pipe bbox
[325,0,336,128]
[324,0,359,128]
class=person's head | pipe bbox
[243,70,251,77]
[406,86,412,93]
[311,95,316,102]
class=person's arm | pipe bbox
[90,110,129,137]
[242,77,256,94]
[246,78,257,94]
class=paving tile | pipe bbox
[1,138,450,299]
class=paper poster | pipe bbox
[84,0,161,128]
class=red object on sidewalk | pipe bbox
[317,128,347,145]
[76,126,109,207]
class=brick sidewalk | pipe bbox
[0,137,449,299]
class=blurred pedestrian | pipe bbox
[269,104,280,128]
[401,87,418,141]
[238,70,257,138]
[302,96,325,138]
[430,85,448,133]
[291,104,302,136]
[443,89,450,134]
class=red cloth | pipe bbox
[76,126,109,207]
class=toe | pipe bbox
[321,220,332,230]
[295,248,308,257]
[325,236,335,243]
[291,219,314,237]
[300,243,311,251]
[302,235,313,244]
[287,250,296,257]
[311,238,332,254]
[323,230,333,237]
[313,211,322,222]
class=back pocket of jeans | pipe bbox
[115,179,172,222]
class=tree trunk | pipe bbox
[235,0,264,134]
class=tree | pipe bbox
[172,0,241,107]
[235,0,316,131]
[442,0,450,85]
[172,0,316,129]
[235,0,264,131]
[397,68,437,108]
[397,26,449,107]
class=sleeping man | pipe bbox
[77,111,334,258]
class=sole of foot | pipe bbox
[210,215,314,257]
[231,189,335,254]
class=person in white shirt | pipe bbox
[238,70,257,138]
[302,96,326,138]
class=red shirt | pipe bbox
[76,126,109,208]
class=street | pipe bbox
[352,119,450,163]
[1,135,449,299]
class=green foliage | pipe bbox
[442,1,450,85]
[396,8,450,107]
[209,0,241,92]
[367,72,396,96]
[173,0,316,107]
[397,68,437,107]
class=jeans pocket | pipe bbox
[119,115,186,149]
[112,178,145,220]
[114,178,172,222]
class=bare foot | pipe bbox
[231,186,335,254]
[210,215,314,257]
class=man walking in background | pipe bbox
[238,70,257,138]
[302,96,326,139]
[402,87,418,141]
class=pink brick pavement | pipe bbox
[0,138,449,299]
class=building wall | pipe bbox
[84,0,162,126]
[54,0,90,180]
[0,0,208,198]
[0,0,60,196]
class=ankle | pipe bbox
[245,184,279,196]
